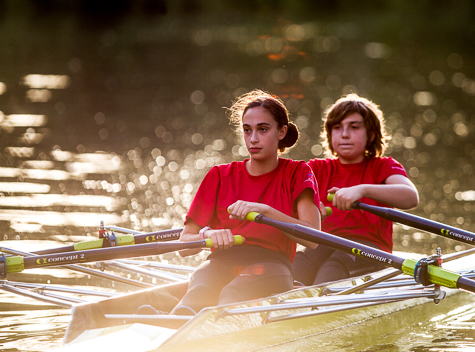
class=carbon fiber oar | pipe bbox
[31,227,184,255]
[1,236,243,277]
[327,193,475,246]
[353,201,475,246]
[244,212,475,293]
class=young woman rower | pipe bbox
[172,90,321,315]
[293,93,419,286]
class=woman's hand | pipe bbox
[228,200,270,220]
[203,228,236,250]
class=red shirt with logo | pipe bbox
[186,158,320,261]
[308,157,408,253]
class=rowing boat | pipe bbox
[2,203,475,351]
[56,257,475,352]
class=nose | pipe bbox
[250,130,259,143]
[342,125,350,138]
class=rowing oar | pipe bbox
[243,212,475,293]
[30,227,184,255]
[0,236,243,277]
[1,246,154,288]
[327,194,475,246]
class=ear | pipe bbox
[368,131,375,143]
[278,125,288,140]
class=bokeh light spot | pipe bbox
[429,70,445,86]
[299,67,316,83]
[403,137,417,149]
[454,123,468,137]
[191,133,203,145]
[447,53,463,69]
[311,144,322,156]
[413,92,435,106]
[364,42,390,59]
[190,90,205,104]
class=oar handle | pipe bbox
[204,235,244,248]
[243,208,332,221]
[245,212,261,222]
[327,193,357,211]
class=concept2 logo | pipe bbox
[145,232,180,242]
[440,228,473,243]
[351,248,392,265]
[35,254,85,266]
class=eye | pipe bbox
[260,127,268,132]
[333,125,341,130]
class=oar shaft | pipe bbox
[245,212,475,293]
[4,236,243,274]
[353,201,475,245]
[248,213,405,270]
[457,276,475,292]
[24,242,201,271]
[31,228,183,256]
[1,247,153,288]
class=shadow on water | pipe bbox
[1,1,475,350]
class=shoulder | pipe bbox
[307,157,337,171]
[308,158,337,166]
[279,159,316,184]
[370,156,404,169]
[280,158,310,173]
[212,160,245,175]
[369,157,407,178]
[201,162,240,183]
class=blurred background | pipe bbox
[1,0,475,257]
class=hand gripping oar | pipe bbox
[244,212,475,293]
[0,236,243,278]
[327,194,475,246]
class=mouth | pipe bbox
[249,147,262,153]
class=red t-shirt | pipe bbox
[308,157,408,253]
[186,158,320,261]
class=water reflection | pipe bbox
[22,74,71,89]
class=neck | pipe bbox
[246,157,280,176]
[338,155,365,164]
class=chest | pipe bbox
[318,164,377,190]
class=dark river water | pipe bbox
[1,1,475,351]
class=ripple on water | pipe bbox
[0,308,69,352]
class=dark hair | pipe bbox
[228,89,299,153]
[321,93,390,158]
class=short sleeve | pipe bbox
[185,166,220,227]
[291,162,320,209]
[376,157,408,184]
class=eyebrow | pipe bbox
[243,122,272,127]
[336,121,363,125]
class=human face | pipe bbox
[331,112,370,164]
[242,107,287,162]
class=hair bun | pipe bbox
[279,121,299,152]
